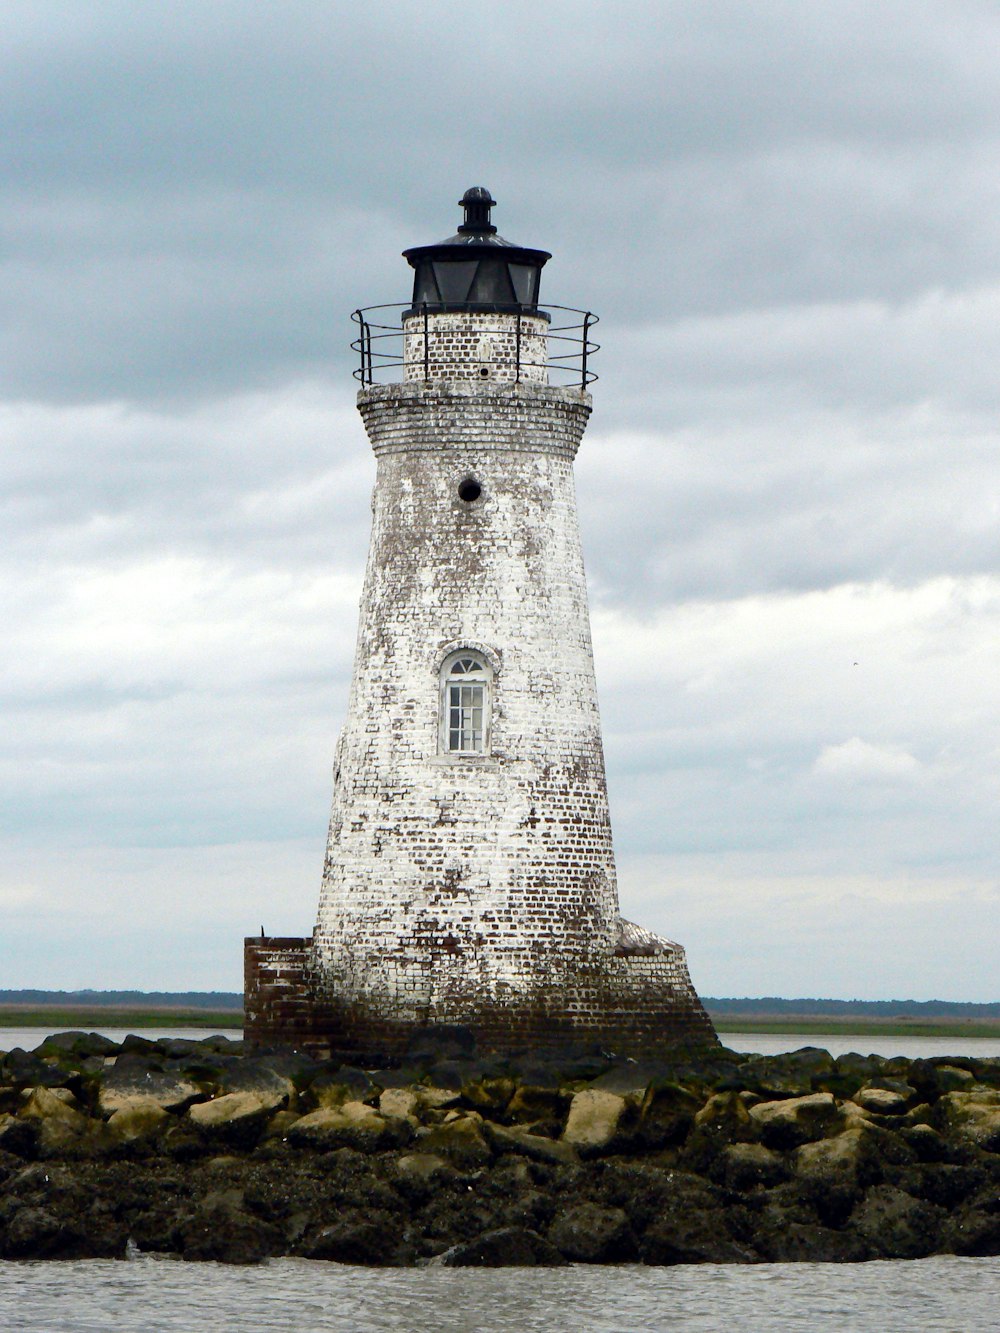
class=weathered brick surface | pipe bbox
[245,310,715,1054]
[402,310,548,384]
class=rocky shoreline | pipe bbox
[2,1029,999,1266]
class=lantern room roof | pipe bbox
[402,187,551,314]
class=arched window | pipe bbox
[440,653,492,754]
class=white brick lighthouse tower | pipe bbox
[245,189,714,1054]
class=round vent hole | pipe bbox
[458,478,482,503]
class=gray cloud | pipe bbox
[2,1,999,996]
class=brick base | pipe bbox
[244,937,718,1060]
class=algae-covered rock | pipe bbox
[484,1121,578,1166]
[99,1068,203,1116]
[417,1112,492,1168]
[287,1102,404,1153]
[188,1090,286,1149]
[715,1142,788,1192]
[562,1089,630,1156]
[107,1097,170,1145]
[547,1201,638,1263]
[302,1210,407,1266]
[433,1225,567,1267]
[847,1184,945,1259]
[748,1093,843,1149]
[935,1088,1000,1153]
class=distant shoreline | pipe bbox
[3,1003,1000,1039]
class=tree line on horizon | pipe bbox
[1,990,997,1016]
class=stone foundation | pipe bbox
[244,935,717,1059]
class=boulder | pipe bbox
[484,1121,579,1165]
[433,1226,567,1267]
[548,1202,638,1263]
[287,1102,404,1153]
[848,1184,945,1259]
[188,1091,286,1148]
[854,1086,909,1115]
[935,1089,1000,1153]
[416,1113,492,1169]
[309,1065,378,1110]
[180,1195,282,1265]
[748,1093,843,1149]
[714,1142,789,1192]
[506,1084,568,1131]
[460,1077,516,1114]
[562,1089,630,1156]
[107,1098,171,1145]
[302,1210,405,1265]
[98,1068,203,1116]
[0,1113,37,1158]
[637,1081,702,1150]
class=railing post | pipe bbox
[363,318,372,385]
[515,312,522,384]
[423,302,429,382]
[581,312,591,390]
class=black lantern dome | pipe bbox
[403,187,551,316]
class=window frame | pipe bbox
[438,650,494,757]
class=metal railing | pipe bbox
[351,303,599,389]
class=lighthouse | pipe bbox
[245,189,715,1054]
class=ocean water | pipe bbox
[4,1025,1000,1061]
[0,1253,998,1332]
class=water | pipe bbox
[0,1254,997,1332]
[721,1031,1000,1060]
[0,1027,242,1052]
[5,1025,1000,1061]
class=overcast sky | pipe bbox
[3,1,999,1000]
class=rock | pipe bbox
[217,1061,295,1104]
[548,1201,638,1262]
[34,1032,119,1059]
[741,1048,834,1098]
[894,1162,987,1210]
[641,1211,754,1265]
[748,1093,843,1149]
[302,1210,405,1265]
[261,1109,300,1140]
[935,1089,1000,1153]
[900,1122,952,1162]
[848,1184,945,1259]
[946,1206,1000,1257]
[587,1061,673,1096]
[792,1128,881,1224]
[180,1195,282,1264]
[433,1226,567,1267]
[378,1085,459,1124]
[107,1098,171,1145]
[484,1122,579,1165]
[506,1085,568,1131]
[562,1089,631,1156]
[680,1092,753,1172]
[461,1077,516,1114]
[417,1113,492,1169]
[391,1152,457,1204]
[1,1050,74,1091]
[751,1215,871,1263]
[855,1086,908,1115]
[715,1142,789,1192]
[98,1068,203,1116]
[637,1081,702,1150]
[0,1114,37,1158]
[287,1102,405,1153]
[188,1091,285,1148]
[310,1065,378,1109]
